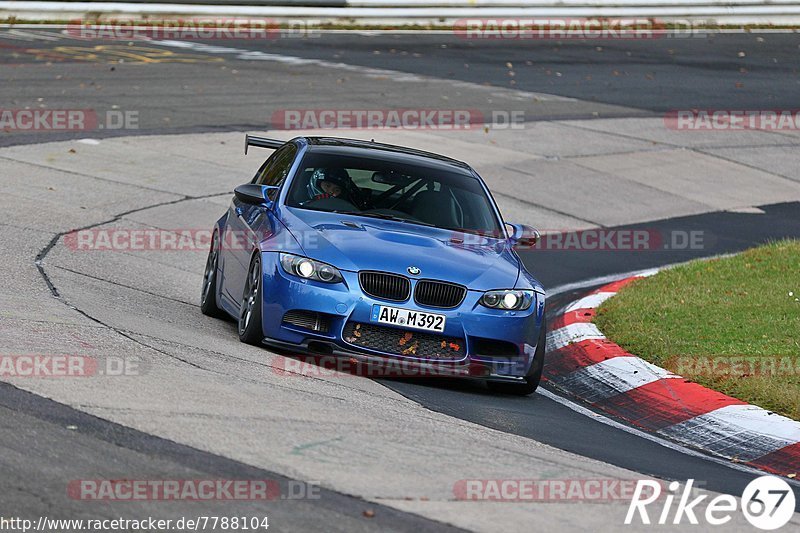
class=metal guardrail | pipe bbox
[36,0,346,5]
[352,0,800,4]
[2,0,800,23]
[10,0,800,6]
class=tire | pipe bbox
[200,231,225,318]
[486,321,546,396]
[238,253,265,345]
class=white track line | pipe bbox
[149,39,575,103]
[537,387,800,486]
[547,265,666,298]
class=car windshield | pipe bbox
[286,151,504,236]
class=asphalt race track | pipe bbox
[2,28,800,531]
[3,30,800,146]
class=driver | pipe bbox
[304,167,353,204]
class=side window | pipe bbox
[252,151,278,184]
[253,145,298,188]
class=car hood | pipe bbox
[281,207,520,290]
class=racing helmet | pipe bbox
[307,167,351,199]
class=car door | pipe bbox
[220,144,298,307]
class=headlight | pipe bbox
[280,253,343,283]
[480,289,534,311]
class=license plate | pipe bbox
[371,305,446,333]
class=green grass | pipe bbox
[594,240,800,420]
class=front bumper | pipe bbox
[259,252,545,379]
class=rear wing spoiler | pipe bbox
[245,135,285,154]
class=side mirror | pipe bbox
[506,223,540,248]
[234,184,279,208]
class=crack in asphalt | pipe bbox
[123,333,357,402]
[30,191,448,406]
[112,329,569,433]
[554,120,800,187]
[694,147,800,184]
[0,316,107,329]
[34,192,230,373]
[28,149,799,491]
[51,264,199,307]
[0,154,189,196]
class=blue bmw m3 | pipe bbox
[201,135,546,394]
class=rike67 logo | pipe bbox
[626,476,796,530]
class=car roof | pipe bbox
[293,136,474,173]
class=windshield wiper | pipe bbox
[340,211,436,227]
